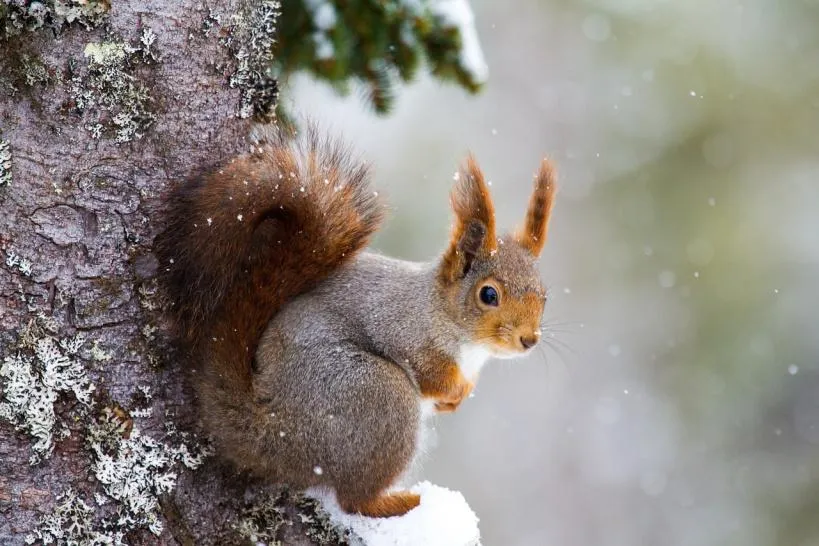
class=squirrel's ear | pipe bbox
[451,155,496,253]
[439,155,496,283]
[514,159,557,257]
[440,220,487,283]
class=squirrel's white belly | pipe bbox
[405,344,492,483]
[399,399,437,486]
[419,398,437,420]
[456,343,493,381]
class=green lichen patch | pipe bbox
[0,138,11,186]
[235,489,289,544]
[0,0,110,39]
[295,495,359,545]
[25,407,213,544]
[0,320,94,465]
[4,246,33,275]
[219,0,281,121]
[136,278,161,312]
[236,489,357,545]
[20,54,51,86]
[85,407,212,537]
[68,30,159,143]
[0,48,54,105]
[23,489,113,546]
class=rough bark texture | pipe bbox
[0,2,343,544]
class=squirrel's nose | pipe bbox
[519,335,538,350]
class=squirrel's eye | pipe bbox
[479,285,499,306]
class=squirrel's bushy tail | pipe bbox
[156,124,383,407]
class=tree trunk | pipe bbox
[1,2,341,544]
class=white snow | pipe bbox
[308,481,481,546]
[304,0,337,59]
[431,0,489,84]
[400,21,417,47]
[313,3,337,30]
[313,31,335,60]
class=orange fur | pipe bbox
[439,155,497,283]
[473,285,544,354]
[341,491,421,518]
[417,349,475,412]
[515,159,557,257]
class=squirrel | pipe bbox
[155,123,557,518]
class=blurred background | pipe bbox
[285,1,819,544]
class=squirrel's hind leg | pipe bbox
[339,491,421,518]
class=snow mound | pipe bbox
[308,481,481,546]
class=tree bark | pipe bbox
[1,2,340,544]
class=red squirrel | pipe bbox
[156,124,557,518]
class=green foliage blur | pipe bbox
[276,0,484,113]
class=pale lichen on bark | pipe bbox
[219,0,281,120]
[236,489,360,546]
[24,406,212,544]
[0,317,95,465]
[0,1,359,543]
[0,0,111,38]
[70,29,159,142]
[0,137,11,186]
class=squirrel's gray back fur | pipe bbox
[253,251,459,499]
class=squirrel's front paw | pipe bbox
[434,376,474,413]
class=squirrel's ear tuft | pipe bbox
[451,155,496,252]
[514,159,557,257]
[439,155,496,283]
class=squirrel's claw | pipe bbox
[434,377,474,413]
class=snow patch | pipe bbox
[431,0,488,84]
[313,3,337,29]
[314,31,335,60]
[309,481,481,546]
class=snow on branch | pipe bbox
[430,0,489,85]
[309,481,481,546]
